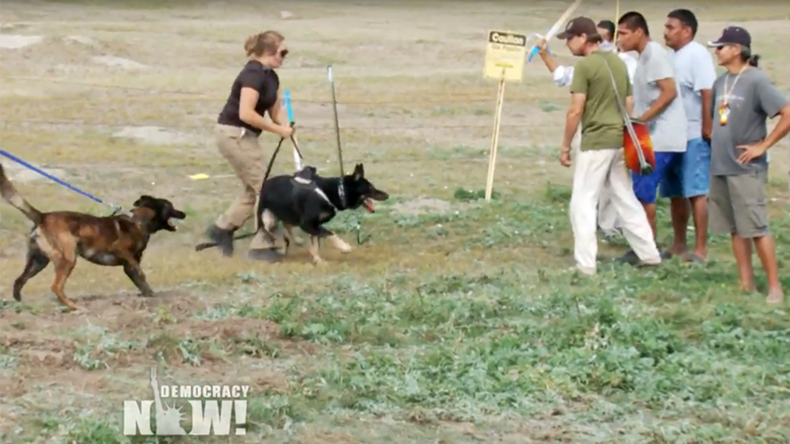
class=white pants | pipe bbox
[570,148,661,272]
[571,127,622,233]
[597,190,621,232]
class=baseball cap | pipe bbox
[707,26,751,48]
[557,16,598,40]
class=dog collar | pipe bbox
[338,182,347,208]
[111,206,133,217]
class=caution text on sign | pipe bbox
[484,30,527,82]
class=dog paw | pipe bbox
[140,291,155,298]
[329,235,352,253]
[64,304,88,314]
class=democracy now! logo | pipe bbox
[123,367,250,436]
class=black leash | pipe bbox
[327,65,372,245]
[356,223,371,245]
[327,65,368,245]
[327,65,347,208]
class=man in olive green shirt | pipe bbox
[557,16,661,274]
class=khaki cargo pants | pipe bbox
[709,169,770,238]
[214,123,276,250]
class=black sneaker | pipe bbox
[616,249,663,268]
[205,225,235,257]
[248,247,284,262]
[614,249,640,265]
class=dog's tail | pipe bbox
[0,162,44,225]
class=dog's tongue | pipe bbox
[362,198,375,212]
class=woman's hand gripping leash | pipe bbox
[275,123,294,139]
[285,122,304,167]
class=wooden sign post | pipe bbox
[484,30,527,202]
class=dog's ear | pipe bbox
[352,163,364,181]
[133,195,155,207]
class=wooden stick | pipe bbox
[291,134,303,170]
[549,0,584,40]
[283,89,303,171]
[485,82,501,198]
[527,0,584,61]
[485,76,507,202]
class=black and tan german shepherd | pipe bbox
[0,163,186,310]
[253,163,389,264]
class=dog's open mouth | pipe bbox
[167,211,186,230]
[362,198,375,213]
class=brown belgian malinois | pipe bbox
[0,163,186,310]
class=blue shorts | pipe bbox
[632,151,683,204]
[659,138,712,199]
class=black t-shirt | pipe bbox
[217,60,280,136]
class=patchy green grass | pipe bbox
[3,184,789,443]
[1,1,790,443]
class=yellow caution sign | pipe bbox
[484,30,527,82]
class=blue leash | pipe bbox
[0,149,128,215]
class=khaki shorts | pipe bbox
[708,170,770,238]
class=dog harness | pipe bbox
[292,174,336,209]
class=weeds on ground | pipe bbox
[5,184,788,444]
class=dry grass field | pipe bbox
[1,0,789,443]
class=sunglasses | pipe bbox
[278,49,289,58]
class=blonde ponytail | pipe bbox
[244,33,261,57]
[242,30,285,58]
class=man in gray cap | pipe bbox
[707,25,790,304]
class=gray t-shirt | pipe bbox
[710,68,789,176]
[668,41,717,141]
[633,41,687,152]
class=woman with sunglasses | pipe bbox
[205,30,293,262]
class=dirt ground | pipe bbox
[1,1,789,443]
